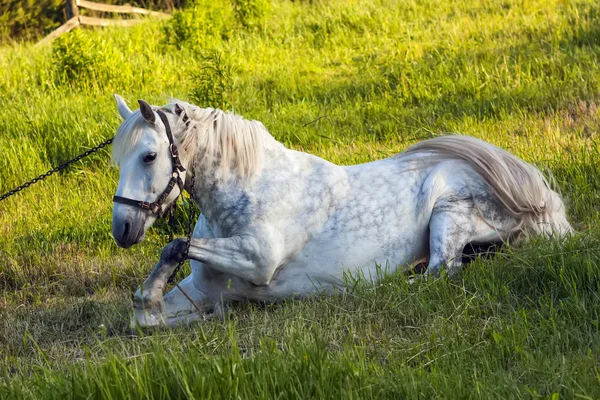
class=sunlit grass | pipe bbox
[0,0,599,397]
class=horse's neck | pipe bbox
[186,141,285,231]
[192,178,249,234]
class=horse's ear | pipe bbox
[114,94,133,120]
[174,103,190,126]
[174,103,184,116]
[138,100,156,125]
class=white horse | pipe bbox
[110,95,572,328]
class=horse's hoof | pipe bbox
[130,307,164,330]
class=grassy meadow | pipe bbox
[1,0,600,397]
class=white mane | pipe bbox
[111,101,269,181]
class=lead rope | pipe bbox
[167,159,203,314]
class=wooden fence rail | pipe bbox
[37,0,170,46]
[76,0,169,18]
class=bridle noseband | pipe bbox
[113,109,186,217]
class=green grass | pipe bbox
[0,0,599,398]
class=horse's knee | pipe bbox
[160,238,187,263]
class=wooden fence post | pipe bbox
[66,0,79,20]
[37,0,171,46]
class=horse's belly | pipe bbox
[272,212,430,292]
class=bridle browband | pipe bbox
[113,109,186,217]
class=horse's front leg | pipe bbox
[132,240,187,312]
[150,228,281,288]
[132,229,280,327]
[132,269,208,329]
[131,244,188,328]
[185,232,281,286]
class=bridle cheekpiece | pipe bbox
[113,109,186,217]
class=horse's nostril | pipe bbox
[123,222,131,240]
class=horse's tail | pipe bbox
[403,135,572,238]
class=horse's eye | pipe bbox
[143,152,157,163]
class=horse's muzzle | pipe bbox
[112,208,147,248]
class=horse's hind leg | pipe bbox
[426,197,508,277]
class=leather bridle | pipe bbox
[113,109,186,217]
[113,106,202,313]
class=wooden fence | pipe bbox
[37,0,170,46]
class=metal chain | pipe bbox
[0,137,114,203]
[168,199,177,243]
[0,133,197,295]
[167,159,196,285]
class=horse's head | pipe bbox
[111,95,188,248]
